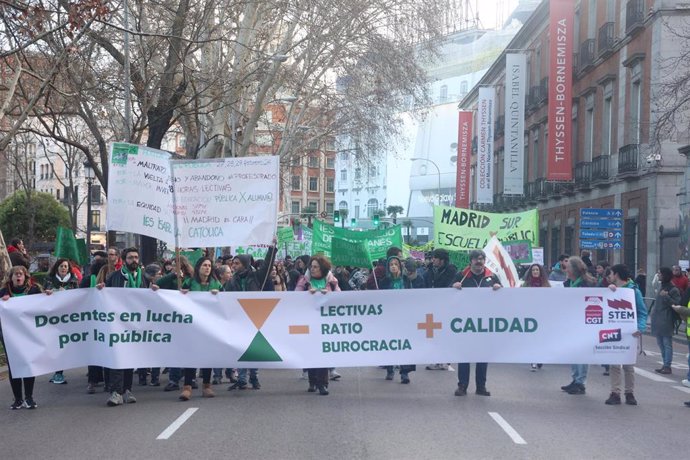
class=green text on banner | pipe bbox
[331,237,372,268]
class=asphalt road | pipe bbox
[0,343,688,459]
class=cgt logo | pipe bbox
[585,305,603,324]
[599,328,622,343]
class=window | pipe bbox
[460,81,468,96]
[291,175,301,190]
[624,218,638,270]
[355,168,361,180]
[440,85,448,102]
[291,156,301,166]
[56,189,60,200]
[340,169,347,181]
[308,201,318,212]
[91,185,102,205]
[308,176,318,191]
[571,105,579,167]
[366,198,379,217]
[368,165,377,177]
[291,201,301,214]
[90,210,101,231]
[51,165,55,178]
[326,202,334,214]
[602,95,613,155]
[532,128,540,179]
[308,155,319,168]
[338,200,348,210]
[326,177,334,193]
[178,136,186,148]
[584,96,595,161]
[550,227,560,267]
[354,205,360,218]
[630,80,641,144]
[587,0,596,39]
[326,156,335,169]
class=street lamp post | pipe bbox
[83,161,94,250]
[411,157,441,205]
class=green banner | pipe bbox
[433,206,538,251]
[277,227,295,245]
[311,220,403,262]
[180,249,204,266]
[54,227,83,264]
[331,237,372,268]
[75,239,90,266]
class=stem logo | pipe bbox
[237,299,282,362]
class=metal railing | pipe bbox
[592,155,610,181]
[598,22,615,57]
[626,0,645,35]
[618,143,640,174]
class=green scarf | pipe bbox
[184,278,222,292]
[310,277,327,290]
[569,277,583,288]
[391,277,404,290]
[121,266,142,288]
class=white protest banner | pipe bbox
[171,157,279,247]
[106,143,176,245]
[504,53,526,195]
[484,235,520,287]
[477,87,495,204]
[0,287,638,378]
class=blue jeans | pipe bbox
[655,336,673,367]
[168,367,182,384]
[457,363,488,388]
[571,364,589,385]
[238,368,258,384]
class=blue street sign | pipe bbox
[580,230,623,240]
[580,219,623,229]
[580,240,623,250]
[580,208,623,218]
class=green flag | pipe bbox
[54,227,81,264]
[75,239,90,266]
[311,219,403,261]
[180,249,204,266]
[331,236,372,268]
[277,227,295,245]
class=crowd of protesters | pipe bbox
[1,237,689,410]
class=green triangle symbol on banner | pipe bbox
[238,331,283,362]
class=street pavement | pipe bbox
[0,344,688,459]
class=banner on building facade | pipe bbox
[547,0,575,180]
[504,54,526,194]
[456,111,473,208]
[106,143,176,246]
[477,87,495,204]
[0,286,639,377]
[433,205,539,251]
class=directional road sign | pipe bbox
[580,230,623,240]
[579,240,623,250]
[580,219,623,229]
[580,208,623,218]
[579,208,624,250]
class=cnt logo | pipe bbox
[585,297,603,324]
[599,328,622,343]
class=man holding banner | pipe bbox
[452,249,501,397]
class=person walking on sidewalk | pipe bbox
[604,264,648,406]
[0,266,42,409]
[651,267,681,375]
[451,249,501,397]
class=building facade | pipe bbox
[461,0,689,280]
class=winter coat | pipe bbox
[548,263,567,282]
[225,247,276,292]
[295,270,340,292]
[651,282,681,337]
[44,274,80,291]
[7,245,29,269]
[423,262,457,288]
[453,267,500,289]
[105,269,149,289]
[621,279,648,333]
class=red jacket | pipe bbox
[672,274,689,294]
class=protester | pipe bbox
[44,258,81,384]
[671,265,688,297]
[424,248,456,370]
[96,246,122,284]
[605,264,647,405]
[97,247,148,407]
[403,258,426,289]
[671,295,690,406]
[295,255,340,395]
[379,255,416,383]
[595,261,610,287]
[80,257,108,394]
[1,265,42,409]
[270,264,286,291]
[560,256,597,395]
[7,238,30,269]
[175,257,222,401]
[521,263,550,371]
[137,264,163,386]
[548,254,569,282]
[634,268,647,297]
[451,249,501,397]
[651,267,681,375]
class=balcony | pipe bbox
[591,155,610,183]
[528,86,541,110]
[535,178,551,201]
[618,143,640,176]
[540,77,549,103]
[494,115,505,140]
[575,162,592,189]
[579,39,596,72]
[598,22,615,58]
[626,0,645,35]
[551,181,574,197]
[524,181,538,202]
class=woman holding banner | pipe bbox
[44,258,81,385]
[1,265,43,409]
[379,256,417,384]
[295,255,340,395]
[177,257,222,401]
[521,263,551,372]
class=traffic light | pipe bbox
[351,218,356,226]
[334,210,340,223]
[373,214,380,227]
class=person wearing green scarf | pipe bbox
[98,247,148,407]
[178,257,222,401]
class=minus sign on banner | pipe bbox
[289,325,310,334]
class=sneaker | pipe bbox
[87,383,96,394]
[566,383,586,395]
[138,376,147,386]
[250,380,261,390]
[605,392,621,405]
[625,393,638,405]
[426,363,448,371]
[385,370,394,381]
[123,390,137,404]
[530,364,538,372]
[329,370,341,381]
[684,401,690,407]
[10,399,23,410]
[307,384,316,392]
[476,387,491,396]
[681,379,690,388]
[50,373,66,384]
[561,381,577,392]
[400,373,410,384]
[655,366,672,375]
[23,397,37,409]
[149,378,160,387]
[454,384,467,396]
[107,391,123,407]
[228,370,238,383]
[164,382,180,392]
[317,385,329,395]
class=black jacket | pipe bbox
[44,275,80,291]
[226,247,276,292]
[453,267,500,288]
[423,263,457,288]
[105,268,149,289]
